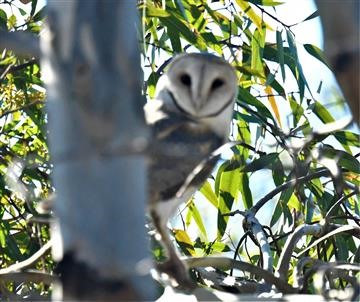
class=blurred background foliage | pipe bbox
[0,0,358,299]
[0,0,52,299]
[139,0,359,296]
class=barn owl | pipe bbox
[144,53,238,289]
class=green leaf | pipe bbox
[30,0,38,17]
[242,153,278,172]
[236,119,251,159]
[187,200,208,240]
[271,174,294,227]
[208,242,231,253]
[311,101,335,123]
[334,237,349,261]
[214,160,229,196]
[286,30,312,99]
[174,0,189,22]
[251,26,266,76]
[289,95,306,128]
[173,229,196,256]
[33,7,45,22]
[304,44,331,69]
[236,0,274,30]
[234,111,262,124]
[237,86,274,122]
[8,14,17,30]
[0,9,7,30]
[217,165,239,239]
[288,193,301,211]
[200,181,218,208]
[167,26,182,52]
[18,8,27,17]
[143,3,170,17]
[146,71,160,98]
[160,16,206,50]
[276,30,285,82]
[322,147,360,174]
[0,223,7,248]
[334,131,360,148]
[302,10,319,22]
[239,172,253,209]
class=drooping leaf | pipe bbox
[286,30,312,99]
[200,181,218,208]
[187,200,208,240]
[311,101,335,123]
[217,165,240,239]
[265,86,282,127]
[30,0,38,17]
[251,26,266,76]
[276,30,285,82]
[239,172,253,209]
[167,25,182,52]
[304,44,331,69]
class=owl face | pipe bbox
[149,53,238,138]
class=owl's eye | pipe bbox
[211,78,224,91]
[180,73,191,87]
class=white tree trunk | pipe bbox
[41,0,154,299]
[316,0,359,123]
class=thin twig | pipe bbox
[325,191,357,219]
[251,168,331,214]
[253,3,292,31]
[230,231,249,276]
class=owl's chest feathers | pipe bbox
[153,116,223,158]
[148,117,223,203]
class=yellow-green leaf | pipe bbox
[265,85,282,127]
[251,27,266,76]
[187,200,208,240]
[236,0,273,31]
[200,181,218,208]
[304,44,331,69]
[142,3,170,17]
[173,229,196,256]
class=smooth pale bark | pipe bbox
[41,0,154,299]
[316,0,359,123]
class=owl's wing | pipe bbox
[176,141,240,198]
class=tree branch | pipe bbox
[183,256,297,293]
[0,240,52,274]
[276,223,323,281]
